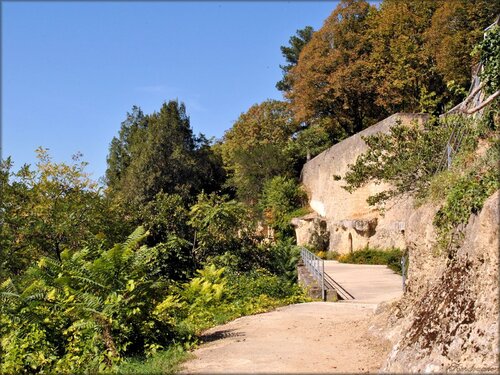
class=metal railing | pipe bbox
[300,247,355,301]
[436,118,471,172]
[300,247,325,300]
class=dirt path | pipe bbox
[180,302,392,374]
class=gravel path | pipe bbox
[180,302,392,374]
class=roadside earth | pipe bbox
[180,302,391,374]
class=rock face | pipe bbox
[295,113,428,253]
[373,191,499,373]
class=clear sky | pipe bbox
[3,1,341,181]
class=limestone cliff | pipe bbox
[371,191,499,373]
[294,113,428,253]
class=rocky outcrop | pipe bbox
[371,191,499,373]
[292,213,330,251]
[295,113,428,254]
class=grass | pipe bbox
[117,345,193,374]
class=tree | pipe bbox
[342,117,461,206]
[105,106,147,191]
[259,176,306,235]
[188,193,252,265]
[287,0,381,136]
[0,149,123,279]
[107,101,225,209]
[424,0,500,93]
[276,26,315,92]
[220,100,299,204]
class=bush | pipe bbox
[0,227,178,373]
[337,247,404,275]
[433,157,499,253]
[260,176,307,236]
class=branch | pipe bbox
[463,82,485,105]
[445,82,485,115]
[464,90,500,114]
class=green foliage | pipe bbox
[106,106,147,190]
[343,118,457,205]
[260,176,307,236]
[220,100,299,204]
[0,149,127,280]
[433,143,500,253]
[419,87,441,115]
[106,101,225,209]
[0,228,175,373]
[188,192,251,264]
[155,263,307,339]
[337,247,404,275]
[474,24,500,95]
[285,124,336,172]
[276,26,315,92]
[140,192,191,245]
[262,239,302,284]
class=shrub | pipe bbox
[260,176,307,236]
[337,247,404,275]
[0,227,178,373]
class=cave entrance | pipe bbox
[348,233,353,253]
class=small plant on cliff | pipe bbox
[433,141,500,253]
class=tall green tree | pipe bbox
[220,100,299,204]
[106,101,225,209]
[105,106,147,191]
[276,26,315,92]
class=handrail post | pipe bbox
[447,143,452,169]
[401,255,406,292]
[321,258,326,301]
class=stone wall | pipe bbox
[295,113,429,253]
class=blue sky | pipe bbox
[3,1,341,181]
